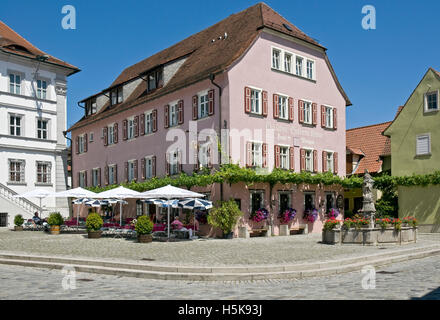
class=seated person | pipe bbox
[171,216,184,230]
[189,216,200,231]
[32,212,42,226]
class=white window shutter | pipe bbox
[416,135,430,155]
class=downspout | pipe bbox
[63,130,73,218]
[209,73,223,202]
[77,101,86,116]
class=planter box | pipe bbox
[138,234,153,243]
[322,229,340,244]
[323,227,417,245]
[238,227,249,239]
[88,230,102,239]
[279,224,289,236]
[50,225,60,235]
[14,226,23,231]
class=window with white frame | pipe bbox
[306,60,314,80]
[251,142,263,167]
[37,119,48,140]
[169,103,178,127]
[280,146,289,170]
[272,48,281,70]
[416,134,431,156]
[78,135,85,154]
[127,118,135,139]
[425,91,438,112]
[108,165,116,185]
[303,101,312,124]
[9,159,25,183]
[305,149,313,172]
[9,74,21,94]
[9,115,22,136]
[145,111,153,134]
[136,200,144,216]
[296,56,303,76]
[278,95,288,120]
[89,132,94,143]
[326,152,334,173]
[145,157,154,179]
[108,125,114,145]
[79,171,86,188]
[169,150,179,175]
[36,161,51,184]
[250,88,261,114]
[36,79,47,99]
[128,161,135,182]
[325,106,334,128]
[284,53,292,73]
[92,168,100,187]
[199,93,209,119]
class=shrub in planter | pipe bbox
[323,218,341,231]
[135,216,154,243]
[14,214,24,231]
[86,213,103,239]
[391,218,402,231]
[376,218,392,230]
[403,216,417,227]
[207,199,243,238]
[47,212,64,235]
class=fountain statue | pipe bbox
[361,170,376,228]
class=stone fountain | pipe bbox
[360,170,376,228]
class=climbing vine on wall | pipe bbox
[87,164,440,194]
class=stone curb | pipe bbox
[0,245,439,281]
[0,244,438,273]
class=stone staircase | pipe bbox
[0,182,41,218]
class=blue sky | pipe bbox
[2,0,440,133]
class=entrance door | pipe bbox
[0,213,8,227]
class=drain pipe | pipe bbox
[63,130,74,219]
[209,73,223,202]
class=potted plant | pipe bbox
[208,199,243,239]
[135,216,154,243]
[303,208,318,223]
[279,208,296,224]
[86,213,103,239]
[250,208,269,223]
[47,212,64,235]
[14,214,24,231]
[323,218,341,231]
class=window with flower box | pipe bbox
[250,190,264,214]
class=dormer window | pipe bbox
[110,87,123,105]
[145,68,164,93]
[86,98,97,116]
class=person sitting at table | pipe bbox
[188,216,199,231]
[32,212,42,226]
[171,216,184,230]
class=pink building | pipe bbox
[68,3,351,237]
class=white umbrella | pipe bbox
[53,187,98,225]
[13,188,55,219]
[95,186,141,226]
[139,185,205,239]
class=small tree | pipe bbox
[135,216,154,235]
[207,199,243,236]
[86,213,103,231]
[47,212,64,226]
[14,214,24,227]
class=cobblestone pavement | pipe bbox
[0,255,439,300]
[0,229,439,266]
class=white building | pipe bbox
[0,21,79,227]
